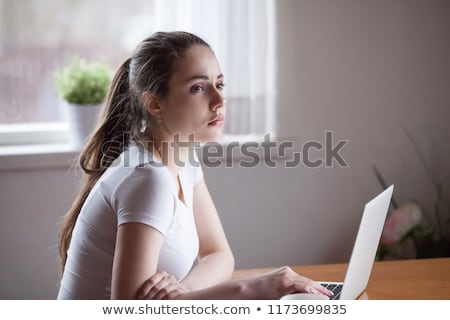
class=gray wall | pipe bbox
[1,0,449,299]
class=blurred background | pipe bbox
[0,0,449,299]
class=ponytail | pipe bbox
[58,57,142,270]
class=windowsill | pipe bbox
[0,144,80,171]
[0,134,286,171]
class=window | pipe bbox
[0,0,275,146]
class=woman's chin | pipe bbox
[197,130,224,144]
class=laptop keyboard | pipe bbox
[320,283,343,300]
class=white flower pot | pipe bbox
[65,102,102,149]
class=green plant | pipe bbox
[55,57,112,105]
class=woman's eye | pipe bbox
[216,83,226,91]
[190,84,204,94]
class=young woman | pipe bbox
[57,31,333,300]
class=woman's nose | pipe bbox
[211,88,226,111]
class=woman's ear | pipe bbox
[142,91,162,118]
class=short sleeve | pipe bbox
[192,151,204,186]
[112,165,175,236]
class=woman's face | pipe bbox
[159,44,226,143]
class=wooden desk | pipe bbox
[232,258,450,299]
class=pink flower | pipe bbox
[381,203,422,245]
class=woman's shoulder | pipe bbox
[99,143,171,194]
[120,140,160,168]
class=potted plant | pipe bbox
[55,57,112,148]
[374,126,450,260]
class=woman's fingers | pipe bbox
[153,282,187,300]
[136,271,184,300]
[272,267,334,298]
[308,283,334,297]
[148,274,181,300]
[292,278,333,297]
[136,272,164,299]
[136,271,173,299]
[144,277,173,299]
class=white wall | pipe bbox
[1,0,449,299]
[0,166,79,299]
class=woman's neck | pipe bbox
[145,129,193,176]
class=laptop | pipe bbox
[320,185,394,300]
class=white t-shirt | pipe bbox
[57,142,202,299]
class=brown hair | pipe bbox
[58,31,210,270]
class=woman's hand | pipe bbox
[248,266,334,299]
[135,271,188,300]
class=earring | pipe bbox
[156,114,163,125]
[140,120,147,133]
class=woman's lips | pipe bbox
[207,115,225,126]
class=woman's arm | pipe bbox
[178,266,333,299]
[111,222,165,299]
[113,177,233,299]
[138,266,333,300]
[179,179,235,291]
